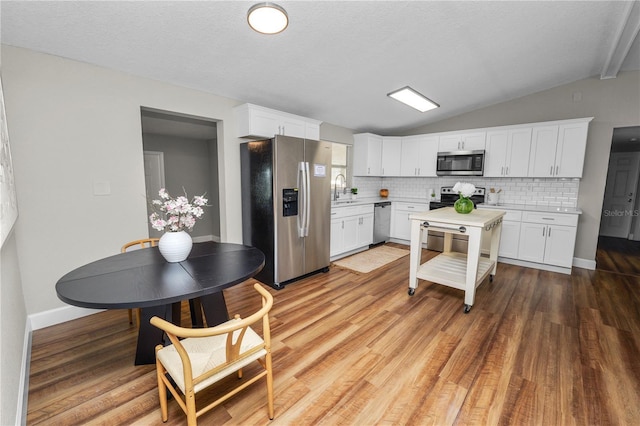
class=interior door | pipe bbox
[600,152,640,238]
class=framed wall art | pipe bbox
[0,74,18,248]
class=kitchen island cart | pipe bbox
[408,207,505,313]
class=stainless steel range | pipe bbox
[427,187,485,251]
[429,186,486,210]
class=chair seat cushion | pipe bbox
[157,318,267,394]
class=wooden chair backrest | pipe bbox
[121,238,160,253]
[150,284,273,388]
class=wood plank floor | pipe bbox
[28,244,640,425]
[597,236,640,275]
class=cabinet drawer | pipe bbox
[521,211,578,226]
[393,202,429,212]
[502,210,523,222]
[478,207,522,222]
[331,204,374,219]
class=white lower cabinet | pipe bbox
[391,202,429,241]
[517,212,578,268]
[497,210,522,258]
[479,207,578,271]
[330,204,374,258]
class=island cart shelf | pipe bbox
[408,207,505,313]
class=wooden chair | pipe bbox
[121,238,159,327]
[150,283,274,425]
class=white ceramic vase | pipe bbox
[158,231,193,262]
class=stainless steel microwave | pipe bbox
[436,150,485,176]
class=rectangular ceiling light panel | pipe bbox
[387,86,439,112]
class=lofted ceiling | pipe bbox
[1,1,639,136]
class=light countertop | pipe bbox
[331,198,582,215]
[409,207,506,227]
[477,203,582,215]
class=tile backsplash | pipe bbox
[353,176,580,208]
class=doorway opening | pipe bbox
[597,125,640,274]
[140,107,221,242]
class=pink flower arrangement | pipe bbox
[149,188,208,232]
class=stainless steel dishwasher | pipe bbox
[372,201,392,245]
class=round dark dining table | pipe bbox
[56,241,265,365]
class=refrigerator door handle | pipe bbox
[304,161,311,237]
[297,162,305,238]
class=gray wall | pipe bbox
[142,134,217,239]
[406,71,640,262]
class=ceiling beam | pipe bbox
[601,1,640,79]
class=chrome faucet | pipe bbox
[334,174,346,201]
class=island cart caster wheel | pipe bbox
[408,288,415,296]
[490,275,494,282]
[464,304,471,314]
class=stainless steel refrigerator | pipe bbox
[240,135,332,289]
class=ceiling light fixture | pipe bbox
[387,86,439,112]
[247,2,289,34]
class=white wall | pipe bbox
[0,232,28,425]
[1,45,245,316]
[406,71,640,262]
[0,44,357,424]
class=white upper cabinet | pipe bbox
[401,135,439,177]
[438,131,486,152]
[528,119,590,178]
[484,128,532,177]
[353,133,383,176]
[234,103,322,140]
[353,118,590,179]
[381,137,402,176]
[555,122,590,177]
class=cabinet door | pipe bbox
[250,108,281,138]
[544,225,577,267]
[330,218,343,257]
[399,135,438,177]
[528,126,558,177]
[305,122,320,140]
[342,216,359,252]
[397,211,412,241]
[381,137,402,176]
[555,123,588,178]
[518,222,546,263]
[280,116,306,138]
[353,134,383,176]
[400,137,420,176]
[498,221,521,258]
[357,214,374,247]
[505,128,532,177]
[439,134,463,151]
[461,132,486,150]
[417,136,439,176]
[439,132,486,151]
[484,130,508,177]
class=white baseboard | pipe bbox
[573,257,596,270]
[497,257,572,275]
[17,320,32,426]
[193,234,219,243]
[28,305,104,331]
